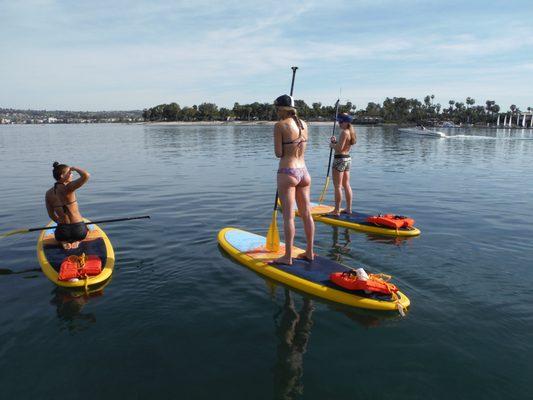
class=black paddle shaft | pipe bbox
[274,66,299,211]
[325,99,341,179]
[290,67,298,96]
[27,215,151,232]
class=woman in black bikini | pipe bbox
[45,162,90,249]
[272,95,314,265]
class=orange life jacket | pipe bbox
[58,253,102,281]
[366,214,415,229]
[330,271,399,295]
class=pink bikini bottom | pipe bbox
[277,167,309,184]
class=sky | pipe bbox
[1,0,532,111]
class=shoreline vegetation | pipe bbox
[2,95,532,127]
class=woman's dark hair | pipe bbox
[52,161,69,181]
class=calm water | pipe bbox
[0,124,532,399]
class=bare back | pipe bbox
[274,117,309,168]
[45,184,83,224]
[335,128,354,155]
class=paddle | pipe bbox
[0,215,151,239]
[266,66,298,251]
[318,98,341,204]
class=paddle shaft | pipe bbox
[27,215,151,232]
[325,99,341,179]
[274,66,299,210]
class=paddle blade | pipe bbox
[266,210,280,252]
[318,177,330,204]
[0,229,30,239]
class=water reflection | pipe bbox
[272,289,314,400]
[328,303,401,328]
[329,227,412,257]
[50,281,110,332]
[0,267,41,276]
[329,227,352,262]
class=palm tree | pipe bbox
[448,100,455,115]
[465,97,475,123]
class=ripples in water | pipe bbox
[0,124,532,399]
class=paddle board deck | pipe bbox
[297,203,421,237]
[218,227,410,312]
[37,219,115,288]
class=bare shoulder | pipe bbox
[45,188,54,202]
[274,120,284,129]
[274,120,289,133]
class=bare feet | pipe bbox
[61,242,72,250]
[328,211,341,217]
[269,256,292,266]
[341,209,352,215]
[298,252,315,262]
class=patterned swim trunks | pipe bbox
[332,155,351,172]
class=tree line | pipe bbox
[143,96,531,124]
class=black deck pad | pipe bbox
[43,238,107,272]
[272,255,394,302]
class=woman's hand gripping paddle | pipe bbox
[266,66,298,252]
[318,98,341,204]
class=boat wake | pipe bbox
[447,135,533,141]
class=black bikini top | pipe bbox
[53,182,77,215]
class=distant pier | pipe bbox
[496,111,533,128]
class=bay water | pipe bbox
[0,124,532,399]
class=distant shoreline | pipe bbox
[1,120,531,129]
[141,120,333,126]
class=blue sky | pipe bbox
[1,0,532,111]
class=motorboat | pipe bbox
[398,127,446,138]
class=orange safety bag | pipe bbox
[58,254,102,281]
[330,271,398,295]
[366,214,415,229]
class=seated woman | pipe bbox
[330,113,357,216]
[45,162,90,249]
[272,94,315,265]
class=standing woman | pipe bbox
[272,95,315,265]
[330,113,356,216]
[45,162,90,249]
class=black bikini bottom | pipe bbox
[54,222,88,243]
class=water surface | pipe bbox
[0,124,532,399]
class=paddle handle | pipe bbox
[27,215,150,232]
[290,67,298,96]
[83,215,151,226]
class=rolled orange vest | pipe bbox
[58,254,102,281]
[366,214,415,229]
[330,271,398,295]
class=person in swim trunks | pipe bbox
[45,162,90,250]
[330,113,357,216]
[272,94,315,265]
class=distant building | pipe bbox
[496,112,533,128]
[48,117,58,123]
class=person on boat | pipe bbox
[329,113,357,216]
[272,94,314,265]
[45,162,90,250]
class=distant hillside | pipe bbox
[0,108,143,124]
